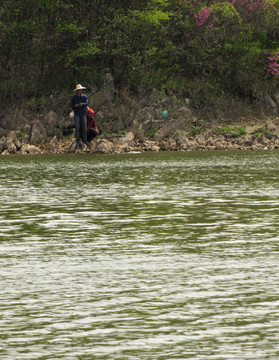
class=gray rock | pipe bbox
[119,132,135,143]
[135,131,145,143]
[30,119,47,144]
[137,106,156,121]
[0,137,6,153]
[45,111,59,136]
[153,117,186,142]
[6,142,17,154]
[6,131,19,153]
[267,121,277,133]
[263,94,277,114]
[93,139,114,154]
[255,134,269,146]
[264,132,277,143]
[195,134,206,145]
[176,106,192,120]
[176,133,193,150]
[20,144,41,154]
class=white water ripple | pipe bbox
[0,151,279,359]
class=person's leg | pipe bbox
[87,129,94,142]
[80,114,87,144]
[74,114,81,143]
[88,129,102,142]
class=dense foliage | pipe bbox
[1,0,279,111]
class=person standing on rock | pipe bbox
[71,84,89,147]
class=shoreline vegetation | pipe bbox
[1,1,279,153]
[1,82,279,155]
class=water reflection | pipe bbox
[0,151,279,359]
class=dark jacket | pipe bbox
[71,94,89,116]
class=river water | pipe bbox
[0,150,279,360]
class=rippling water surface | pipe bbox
[0,151,279,359]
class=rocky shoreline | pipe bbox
[1,74,279,155]
[2,125,279,155]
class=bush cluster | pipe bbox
[1,0,279,113]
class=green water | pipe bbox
[0,151,279,359]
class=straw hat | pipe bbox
[74,84,86,91]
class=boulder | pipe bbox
[137,106,156,122]
[263,94,277,114]
[20,144,41,154]
[6,142,17,153]
[119,132,135,143]
[202,129,214,140]
[45,111,59,136]
[6,131,19,154]
[267,121,277,133]
[29,119,47,144]
[127,124,144,144]
[135,131,145,143]
[240,135,253,147]
[150,144,160,151]
[0,137,6,153]
[176,106,193,120]
[153,116,186,142]
[165,139,178,151]
[264,132,277,142]
[21,133,31,145]
[176,133,194,150]
[92,139,114,154]
[259,134,270,146]
[195,134,206,145]
[138,139,155,151]
[253,134,269,147]
[14,131,22,149]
